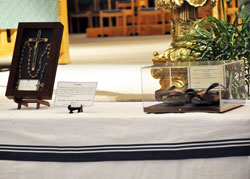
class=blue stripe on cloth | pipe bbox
[1,142,250,152]
[1,138,250,149]
[0,146,250,162]
[0,138,250,162]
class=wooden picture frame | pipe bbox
[5,22,63,108]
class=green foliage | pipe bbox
[174,8,250,66]
[174,3,250,96]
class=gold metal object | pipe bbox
[27,43,50,79]
[152,0,216,90]
[28,30,48,71]
[16,32,51,91]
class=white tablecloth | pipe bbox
[0,102,250,179]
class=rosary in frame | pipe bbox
[6,22,64,109]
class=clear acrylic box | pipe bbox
[141,60,246,113]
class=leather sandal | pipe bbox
[191,83,229,106]
[155,86,185,106]
[184,88,198,103]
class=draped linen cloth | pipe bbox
[0,102,250,178]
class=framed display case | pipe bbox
[141,60,246,113]
[5,22,63,108]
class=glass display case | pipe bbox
[141,60,246,113]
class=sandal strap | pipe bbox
[206,83,219,93]
[202,83,227,102]
[206,83,227,94]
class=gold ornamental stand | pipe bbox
[152,0,217,90]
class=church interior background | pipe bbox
[1,0,230,102]
[1,1,250,178]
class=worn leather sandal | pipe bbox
[155,89,170,101]
[155,86,185,106]
[191,83,229,106]
[184,88,198,103]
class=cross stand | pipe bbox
[14,97,50,109]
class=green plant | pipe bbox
[174,11,250,64]
[173,2,250,96]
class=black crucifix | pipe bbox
[28,30,48,71]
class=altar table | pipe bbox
[0,102,250,179]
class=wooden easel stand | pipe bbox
[14,97,50,109]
